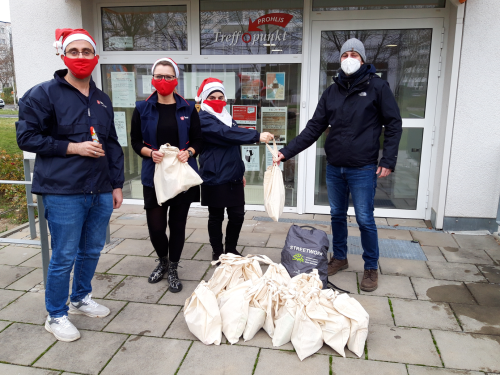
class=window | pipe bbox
[200,0,303,55]
[101,5,188,51]
[313,0,445,11]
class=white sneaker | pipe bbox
[45,315,81,342]
[68,294,110,318]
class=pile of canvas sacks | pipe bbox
[184,253,369,361]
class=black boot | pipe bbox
[167,261,183,293]
[148,257,169,284]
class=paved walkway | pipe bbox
[0,205,499,374]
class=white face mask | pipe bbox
[341,57,361,75]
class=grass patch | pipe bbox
[387,298,396,325]
[329,355,333,375]
[0,109,19,116]
[174,341,194,375]
[252,348,261,375]
[429,330,445,367]
[0,118,21,156]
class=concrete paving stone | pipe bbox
[313,214,330,221]
[239,220,258,232]
[163,308,197,341]
[178,341,259,375]
[185,228,210,243]
[452,303,500,335]
[180,242,203,260]
[235,328,294,350]
[477,264,500,283]
[91,273,125,298]
[360,274,416,299]
[112,218,147,227]
[194,244,243,261]
[330,356,407,375]
[68,299,126,331]
[105,302,179,337]
[237,232,270,247]
[280,212,315,220]
[348,216,357,224]
[0,265,36,288]
[0,364,59,375]
[6,268,43,291]
[379,258,433,278]
[108,276,168,303]
[241,246,282,264]
[34,330,127,374]
[328,271,358,294]
[427,262,486,282]
[0,323,56,365]
[0,291,47,324]
[159,280,198,306]
[253,221,292,234]
[113,205,145,214]
[110,212,124,221]
[112,225,150,239]
[101,335,191,375]
[440,247,494,265]
[342,254,369,272]
[411,231,458,247]
[107,255,154,277]
[421,246,446,262]
[367,324,441,366]
[0,321,11,332]
[433,330,500,372]
[452,234,500,251]
[387,218,428,228]
[109,224,123,234]
[108,239,154,256]
[254,349,329,375]
[178,260,211,281]
[0,246,40,266]
[466,283,500,307]
[348,226,361,237]
[95,253,125,273]
[377,228,413,241]
[244,210,261,220]
[185,216,208,229]
[18,251,52,268]
[484,248,500,264]
[392,298,461,331]
[407,365,484,375]
[375,217,389,226]
[351,294,394,326]
[266,233,286,248]
[0,289,24,310]
[188,208,209,218]
[203,265,217,282]
[412,278,476,304]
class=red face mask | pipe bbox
[152,78,178,96]
[204,99,227,113]
[64,56,99,79]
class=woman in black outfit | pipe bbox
[196,78,274,261]
[130,58,202,292]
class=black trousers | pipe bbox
[207,205,245,255]
[145,201,191,262]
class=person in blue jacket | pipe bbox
[196,78,274,261]
[130,58,203,291]
[16,28,124,342]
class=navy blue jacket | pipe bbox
[16,70,124,195]
[198,111,260,185]
[135,92,199,187]
[281,66,402,170]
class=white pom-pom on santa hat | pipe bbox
[195,78,227,103]
[54,28,97,55]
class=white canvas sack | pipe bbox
[263,263,292,286]
[153,143,203,205]
[333,293,369,358]
[318,289,351,357]
[264,139,285,222]
[207,254,249,297]
[272,287,297,347]
[243,279,268,341]
[184,281,222,345]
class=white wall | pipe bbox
[9,0,82,97]
[445,0,500,218]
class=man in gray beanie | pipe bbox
[277,38,402,292]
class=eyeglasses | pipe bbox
[65,50,95,59]
[153,74,176,81]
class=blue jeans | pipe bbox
[43,193,113,318]
[326,164,379,270]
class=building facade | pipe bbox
[9,0,500,232]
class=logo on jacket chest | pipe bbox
[180,116,189,120]
[96,100,107,108]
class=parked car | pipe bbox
[0,99,4,109]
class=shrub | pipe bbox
[2,88,14,104]
[0,150,29,223]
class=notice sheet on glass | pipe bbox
[242,145,260,172]
[114,111,128,147]
[142,75,153,95]
[111,72,136,108]
[261,107,287,143]
[265,147,284,171]
[232,105,257,125]
[266,72,285,100]
[240,72,261,100]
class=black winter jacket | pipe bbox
[280,66,402,170]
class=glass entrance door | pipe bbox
[305,18,443,218]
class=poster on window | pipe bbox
[242,145,260,172]
[114,111,128,147]
[111,72,136,108]
[240,72,261,100]
[261,107,287,143]
[184,72,236,100]
[142,75,153,95]
[266,72,285,100]
[265,147,284,171]
[232,105,257,124]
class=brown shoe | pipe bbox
[327,258,348,276]
[360,269,378,292]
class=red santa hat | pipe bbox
[195,78,226,103]
[151,57,180,77]
[53,28,97,55]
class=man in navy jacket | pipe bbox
[16,29,124,342]
[278,38,402,292]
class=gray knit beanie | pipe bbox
[340,38,366,62]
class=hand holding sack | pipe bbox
[264,139,285,222]
[153,143,203,205]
